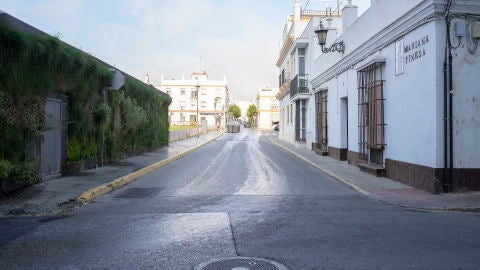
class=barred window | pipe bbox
[357,62,386,166]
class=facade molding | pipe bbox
[311,0,443,89]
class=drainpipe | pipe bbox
[448,38,454,192]
[443,46,448,192]
[444,10,454,192]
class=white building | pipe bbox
[158,71,230,129]
[276,0,342,146]
[256,87,279,129]
[277,0,480,193]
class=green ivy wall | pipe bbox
[0,23,171,183]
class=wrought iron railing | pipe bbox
[290,74,309,98]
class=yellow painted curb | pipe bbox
[268,138,370,196]
[78,132,224,203]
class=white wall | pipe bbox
[380,22,437,168]
[450,18,480,168]
[279,93,295,144]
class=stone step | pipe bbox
[358,163,386,177]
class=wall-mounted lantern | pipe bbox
[315,20,345,54]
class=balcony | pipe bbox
[290,74,309,102]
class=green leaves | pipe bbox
[0,22,170,170]
[229,104,242,119]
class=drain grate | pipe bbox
[114,187,162,199]
[194,257,288,270]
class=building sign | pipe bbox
[404,35,429,64]
[395,39,404,75]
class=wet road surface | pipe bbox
[1,129,480,269]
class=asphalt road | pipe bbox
[1,129,480,269]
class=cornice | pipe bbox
[311,0,444,89]
[276,36,294,67]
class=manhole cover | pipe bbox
[114,187,162,198]
[194,257,288,270]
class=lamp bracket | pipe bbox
[321,41,345,54]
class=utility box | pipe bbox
[472,22,480,39]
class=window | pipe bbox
[180,101,186,110]
[201,101,206,108]
[190,102,196,108]
[298,48,305,75]
[358,62,386,166]
[200,88,206,95]
[270,99,279,110]
[190,90,196,99]
[180,88,186,95]
[180,113,185,122]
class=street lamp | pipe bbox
[195,81,200,138]
[214,97,221,130]
[314,20,345,54]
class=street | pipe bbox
[1,129,479,269]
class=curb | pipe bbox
[77,132,224,203]
[268,138,480,213]
[267,138,370,196]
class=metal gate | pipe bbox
[40,98,62,177]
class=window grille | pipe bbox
[315,90,328,152]
[357,62,386,166]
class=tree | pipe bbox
[246,104,257,126]
[229,104,241,119]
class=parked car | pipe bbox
[272,121,279,131]
[243,122,251,128]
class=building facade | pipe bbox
[256,87,279,129]
[159,71,230,129]
[276,0,342,146]
[277,0,480,193]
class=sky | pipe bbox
[2,0,370,100]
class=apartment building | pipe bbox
[159,71,230,129]
[256,87,279,129]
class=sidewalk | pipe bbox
[0,131,224,217]
[269,136,480,212]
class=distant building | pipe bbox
[256,87,279,129]
[158,71,230,129]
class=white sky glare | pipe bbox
[2,0,370,100]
